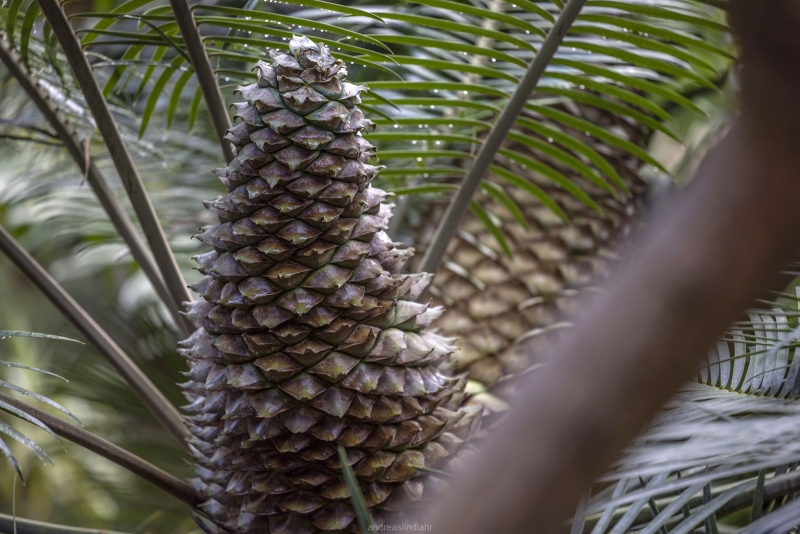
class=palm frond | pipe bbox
[0,295,201,529]
[4,0,733,251]
[0,35,192,333]
[0,224,187,447]
[0,330,79,343]
[737,496,800,534]
[302,0,726,253]
[419,0,588,275]
[0,329,78,480]
[35,0,193,320]
[0,390,203,507]
[583,280,800,533]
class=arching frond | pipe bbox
[584,281,800,533]
[1,0,733,243]
[0,330,80,479]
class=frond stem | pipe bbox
[0,224,189,450]
[0,391,202,508]
[36,0,194,318]
[170,0,234,162]
[0,512,130,533]
[417,0,588,279]
[0,35,193,337]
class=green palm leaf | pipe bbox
[1,0,732,252]
[0,331,85,479]
[583,281,800,533]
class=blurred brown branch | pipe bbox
[420,2,800,533]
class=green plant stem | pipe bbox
[167,0,234,163]
[36,0,194,317]
[0,224,188,449]
[417,0,588,279]
[0,391,202,509]
[0,35,193,337]
[337,445,374,533]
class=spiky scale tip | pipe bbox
[181,36,480,533]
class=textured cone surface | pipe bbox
[417,106,647,391]
[180,36,479,533]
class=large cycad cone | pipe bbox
[180,36,480,533]
[422,110,647,389]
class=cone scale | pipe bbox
[180,36,480,533]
